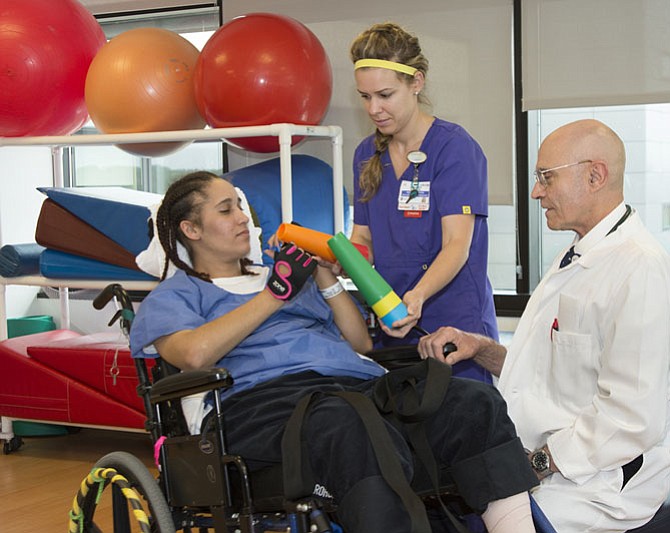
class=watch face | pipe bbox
[531,450,550,473]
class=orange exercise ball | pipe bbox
[85,28,206,157]
[193,13,333,153]
[0,0,105,137]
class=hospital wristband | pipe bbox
[319,281,344,300]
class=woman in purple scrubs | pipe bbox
[349,22,497,383]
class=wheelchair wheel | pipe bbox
[69,451,176,533]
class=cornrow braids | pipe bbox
[350,22,429,201]
[155,171,256,282]
[156,171,214,281]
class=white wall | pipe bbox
[0,146,54,319]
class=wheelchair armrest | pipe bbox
[150,367,233,404]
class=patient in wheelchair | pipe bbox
[129,171,539,533]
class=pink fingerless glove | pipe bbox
[266,243,316,300]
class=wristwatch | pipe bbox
[530,448,552,477]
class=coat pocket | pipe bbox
[549,329,598,410]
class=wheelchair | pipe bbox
[69,283,478,533]
[69,283,670,533]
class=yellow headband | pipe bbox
[354,59,418,76]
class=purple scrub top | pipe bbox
[353,119,498,383]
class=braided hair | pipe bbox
[350,22,429,201]
[155,171,254,282]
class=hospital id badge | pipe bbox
[398,180,430,211]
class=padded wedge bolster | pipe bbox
[38,186,162,256]
[224,154,350,265]
[27,332,153,411]
[35,199,140,270]
[0,330,146,429]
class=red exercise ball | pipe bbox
[0,0,105,137]
[193,13,333,153]
[85,28,206,157]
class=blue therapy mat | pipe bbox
[38,187,162,256]
[40,249,157,281]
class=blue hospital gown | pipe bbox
[130,268,385,400]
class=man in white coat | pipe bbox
[418,119,670,532]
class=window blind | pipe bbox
[81,0,218,16]
[522,0,670,111]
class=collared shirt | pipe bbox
[563,201,629,266]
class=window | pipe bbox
[488,205,518,292]
[663,204,670,232]
[519,0,670,291]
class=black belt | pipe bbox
[622,454,643,490]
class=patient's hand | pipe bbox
[266,243,317,301]
[266,231,281,251]
[264,231,282,262]
[315,257,345,277]
[267,230,344,276]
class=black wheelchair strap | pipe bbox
[374,359,470,533]
[373,357,451,422]
[282,389,432,533]
[282,390,317,500]
[373,358,449,496]
[281,359,472,533]
[337,390,434,533]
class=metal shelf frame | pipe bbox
[0,123,345,339]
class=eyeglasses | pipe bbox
[533,160,592,187]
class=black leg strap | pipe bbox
[282,390,432,533]
[282,360,473,533]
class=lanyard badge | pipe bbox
[398,150,430,215]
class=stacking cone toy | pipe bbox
[277,223,369,262]
[327,232,407,328]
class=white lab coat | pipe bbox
[499,204,670,532]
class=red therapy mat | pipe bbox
[0,330,147,429]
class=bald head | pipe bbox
[542,119,626,194]
[533,119,627,237]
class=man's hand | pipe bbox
[417,326,477,365]
[418,327,507,376]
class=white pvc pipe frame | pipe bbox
[0,123,345,339]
